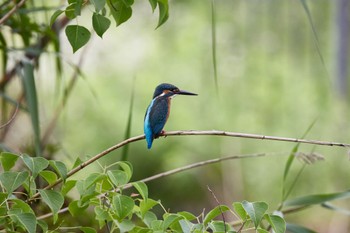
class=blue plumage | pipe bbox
[144,83,197,149]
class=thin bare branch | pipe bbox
[0,0,27,25]
[0,103,18,129]
[29,129,350,202]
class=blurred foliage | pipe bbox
[1,0,350,232]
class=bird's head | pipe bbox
[152,83,197,99]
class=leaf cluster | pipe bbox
[50,0,169,52]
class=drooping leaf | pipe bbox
[0,171,29,195]
[284,190,350,206]
[264,214,286,233]
[132,181,148,201]
[68,200,89,216]
[65,25,91,53]
[39,190,64,223]
[108,0,132,26]
[113,194,134,220]
[156,0,169,28]
[203,205,230,225]
[241,201,268,229]
[92,13,111,38]
[21,154,49,178]
[37,219,48,232]
[0,152,19,171]
[149,0,157,12]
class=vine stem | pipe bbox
[28,129,350,202]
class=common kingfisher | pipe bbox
[144,83,197,149]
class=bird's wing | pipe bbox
[149,97,169,136]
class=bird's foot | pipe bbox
[155,130,167,138]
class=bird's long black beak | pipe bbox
[177,90,198,96]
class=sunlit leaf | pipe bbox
[39,170,57,185]
[149,0,157,12]
[140,198,159,217]
[203,205,230,225]
[162,213,182,231]
[233,202,248,221]
[61,180,77,196]
[113,194,134,220]
[107,170,128,187]
[65,25,91,53]
[132,181,148,201]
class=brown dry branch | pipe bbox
[0,0,27,25]
[29,130,350,202]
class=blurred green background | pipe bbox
[1,0,350,231]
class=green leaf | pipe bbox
[241,201,268,229]
[264,214,286,233]
[61,180,77,196]
[21,154,49,178]
[21,62,41,156]
[49,160,68,180]
[108,0,132,26]
[132,181,148,201]
[90,0,106,12]
[177,211,197,221]
[117,161,133,180]
[179,219,195,233]
[0,171,29,195]
[10,213,37,233]
[203,205,230,225]
[50,9,64,26]
[156,0,169,28]
[208,221,233,232]
[81,227,97,233]
[142,211,157,228]
[39,190,64,223]
[72,157,83,169]
[65,25,91,53]
[37,219,48,232]
[286,223,317,233]
[232,202,247,221]
[10,199,34,214]
[140,198,159,217]
[284,190,350,206]
[68,200,89,216]
[39,170,57,185]
[257,229,269,233]
[107,170,128,187]
[94,206,112,228]
[149,0,157,12]
[117,219,135,232]
[92,13,111,38]
[162,213,182,230]
[113,194,134,220]
[0,152,19,171]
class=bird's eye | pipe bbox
[173,88,179,92]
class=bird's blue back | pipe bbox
[144,95,170,149]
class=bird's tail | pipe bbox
[146,134,154,149]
